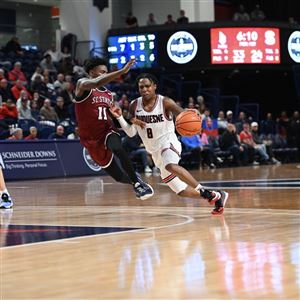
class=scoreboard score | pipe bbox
[107,33,157,69]
[211,27,280,64]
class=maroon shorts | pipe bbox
[81,131,118,168]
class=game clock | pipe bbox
[107,33,157,69]
[210,27,280,64]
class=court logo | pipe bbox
[167,31,198,64]
[288,31,300,63]
[82,148,101,172]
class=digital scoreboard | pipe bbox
[210,27,280,64]
[107,33,157,69]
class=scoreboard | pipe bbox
[210,28,280,64]
[107,23,299,70]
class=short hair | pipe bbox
[84,57,107,73]
[136,73,158,87]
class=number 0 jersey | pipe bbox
[133,94,176,153]
[75,87,117,147]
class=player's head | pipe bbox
[136,73,158,100]
[84,57,108,78]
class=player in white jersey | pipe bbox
[110,73,229,215]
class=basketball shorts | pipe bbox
[151,137,188,194]
[81,131,117,168]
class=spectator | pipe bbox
[24,126,38,140]
[67,126,79,140]
[17,97,34,120]
[30,100,40,121]
[39,98,59,123]
[16,90,30,110]
[7,128,23,140]
[3,36,23,55]
[233,4,250,21]
[8,61,27,85]
[0,79,13,102]
[40,54,57,76]
[261,112,276,135]
[177,10,189,24]
[219,123,247,166]
[288,16,298,25]
[251,122,280,164]
[31,74,48,97]
[226,110,234,123]
[44,44,64,64]
[0,99,18,125]
[48,125,66,139]
[217,111,228,134]
[164,14,176,25]
[125,12,138,28]
[147,13,157,26]
[53,73,65,90]
[59,82,74,106]
[11,79,32,101]
[31,66,44,82]
[250,4,266,21]
[122,135,152,173]
[54,96,70,121]
[0,69,7,81]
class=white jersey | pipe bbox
[134,94,177,153]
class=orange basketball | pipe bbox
[175,110,202,136]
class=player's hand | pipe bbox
[131,117,146,129]
[122,58,136,74]
[109,103,122,118]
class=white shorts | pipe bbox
[151,136,188,194]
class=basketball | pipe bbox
[175,110,202,136]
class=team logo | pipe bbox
[288,31,300,63]
[82,148,102,172]
[167,31,198,64]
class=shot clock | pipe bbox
[210,27,280,64]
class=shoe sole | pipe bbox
[211,191,228,215]
[0,205,13,209]
[140,186,154,200]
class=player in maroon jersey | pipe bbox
[74,57,153,200]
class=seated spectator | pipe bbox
[0,69,7,81]
[40,54,57,76]
[226,110,234,123]
[30,100,40,121]
[251,122,280,164]
[261,112,276,135]
[59,82,74,107]
[31,74,48,98]
[16,90,30,110]
[147,13,157,26]
[235,111,250,133]
[164,14,176,25]
[53,73,65,90]
[177,10,189,24]
[3,36,23,55]
[31,66,44,82]
[24,126,38,140]
[0,79,13,102]
[217,111,228,134]
[277,110,290,139]
[233,4,250,21]
[240,123,269,164]
[44,44,64,64]
[0,99,18,125]
[54,96,70,121]
[125,12,138,28]
[57,56,73,75]
[219,123,248,166]
[7,127,23,140]
[17,96,34,120]
[11,79,32,101]
[122,135,152,173]
[39,98,59,123]
[48,125,66,139]
[8,62,27,85]
[67,126,79,140]
[250,4,266,21]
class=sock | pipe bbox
[195,184,203,192]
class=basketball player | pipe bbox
[0,168,13,209]
[75,58,153,200]
[110,73,229,214]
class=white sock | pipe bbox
[0,189,9,196]
[195,184,203,192]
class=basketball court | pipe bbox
[1,163,300,299]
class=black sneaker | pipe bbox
[134,173,154,200]
[0,193,13,209]
[211,190,229,215]
[200,188,221,205]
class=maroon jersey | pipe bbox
[75,87,117,147]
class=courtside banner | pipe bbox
[0,140,104,180]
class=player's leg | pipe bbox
[0,168,13,209]
[105,133,154,200]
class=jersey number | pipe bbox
[146,128,153,139]
[98,107,108,120]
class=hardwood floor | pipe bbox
[1,163,300,299]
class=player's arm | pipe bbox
[76,58,135,97]
[109,102,139,137]
[163,97,184,117]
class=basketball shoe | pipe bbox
[134,173,154,200]
[211,190,229,215]
[199,188,221,204]
[0,193,13,209]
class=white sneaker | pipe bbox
[0,193,13,209]
[144,166,152,173]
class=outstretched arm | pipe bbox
[76,58,135,97]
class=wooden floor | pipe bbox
[1,163,300,299]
